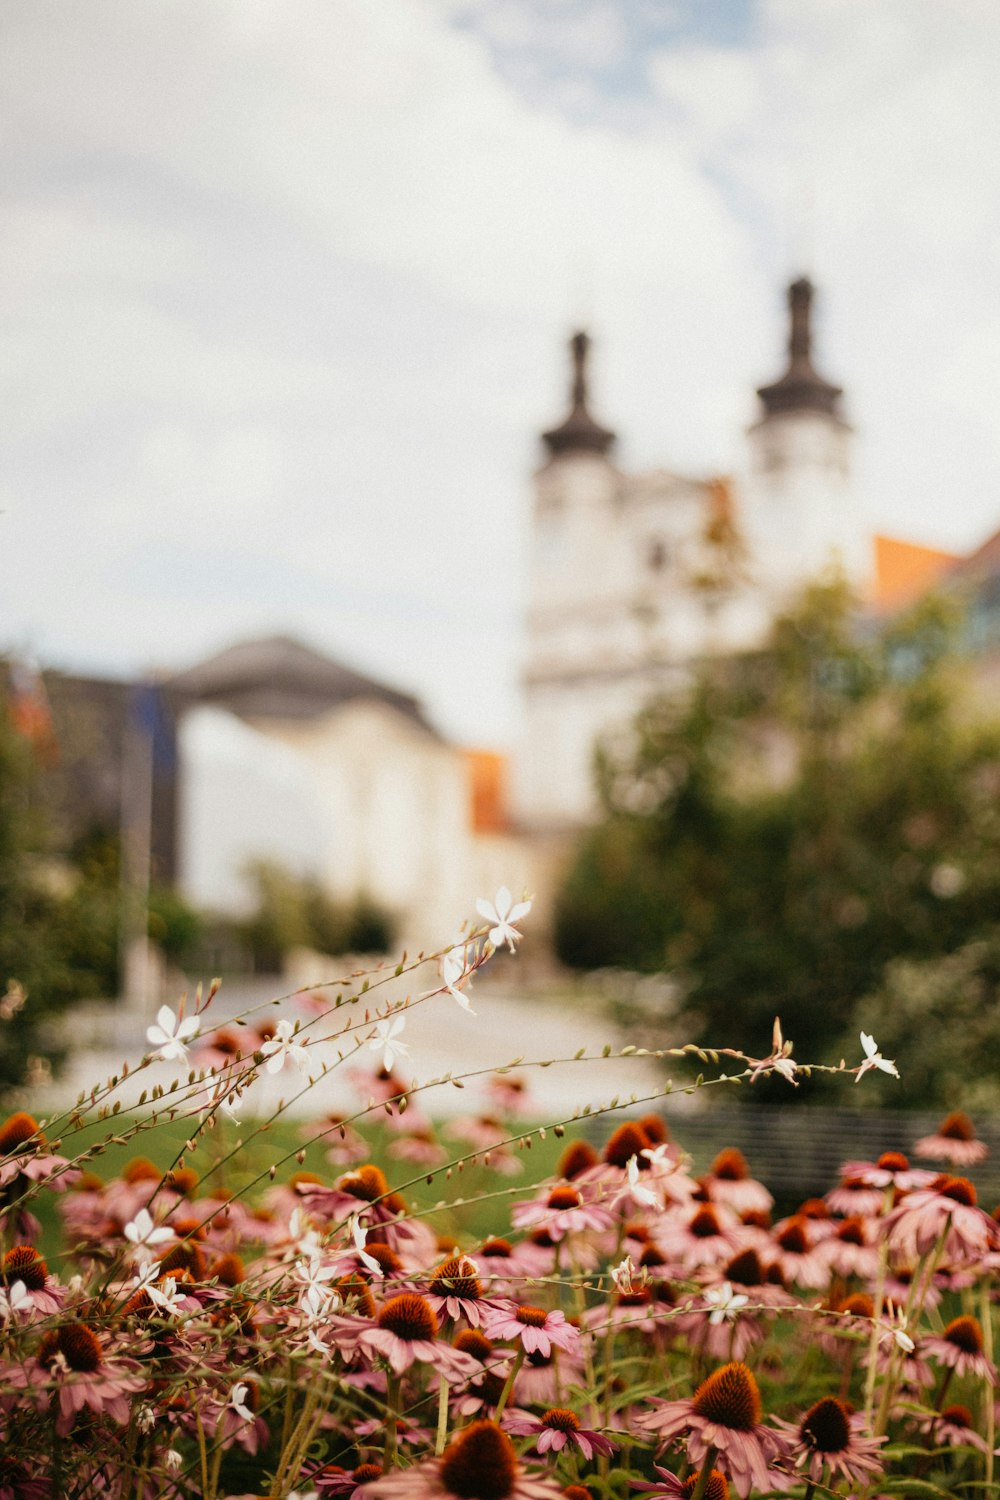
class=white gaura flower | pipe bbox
[441,942,476,1014]
[230,1381,255,1424]
[146,1275,187,1317]
[123,1208,174,1258]
[705,1281,750,1325]
[350,1215,385,1278]
[626,1152,660,1208]
[260,1018,310,1075]
[0,1280,32,1323]
[368,1014,409,1072]
[855,1031,900,1083]
[476,886,532,954]
[146,1004,200,1063]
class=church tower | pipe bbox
[742,277,869,599]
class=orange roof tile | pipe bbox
[871,534,959,613]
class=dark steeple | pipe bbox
[756,278,845,421]
[542,330,616,457]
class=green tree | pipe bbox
[555,580,1000,1099]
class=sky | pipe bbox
[3,0,1000,747]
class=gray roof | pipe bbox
[169,635,437,734]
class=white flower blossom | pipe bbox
[0,1280,32,1323]
[146,1275,187,1317]
[624,1153,661,1209]
[440,941,476,1013]
[292,1251,341,1318]
[705,1281,750,1325]
[368,1015,409,1072]
[855,1031,900,1083]
[146,1004,200,1063]
[350,1215,385,1279]
[164,1449,183,1473]
[260,1018,310,1076]
[123,1208,174,1259]
[475,886,532,954]
[230,1381,255,1424]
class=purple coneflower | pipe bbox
[511,1184,613,1240]
[424,1255,495,1326]
[504,1407,617,1460]
[634,1361,788,1499]
[701,1150,773,1216]
[914,1111,988,1165]
[633,1466,731,1499]
[920,1402,991,1452]
[923,1314,997,1383]
[772,1396,886,1486]
[883,1175,998,1263]
[359,1293,481,1379]
[484,1303,581,1359]
[363,1418,565,1500]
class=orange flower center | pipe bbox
[439,1420,518,1500]
[692,1362,761,1431]
[941,1176,977,1206]
[603,1123,649,1169]
[712,1148,749,1181]
[877,1150,909,1171]
[944,1315,983,1354]
[430,1257,481,1301]
[725,1249,764,1286]
[547,1185,583,1211]
[340,1164,390,1201]
[377,1293,437,1341]
[0,1113,42,1154]
[541,1407,580,1432]
[515,1305,549,1328]
[800,1396,851,1453]
[2,1246,47,1291]
[939,1111,975,1142]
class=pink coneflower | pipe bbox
[484,1303,581,1359]
[450,1330,511,1417]
[515,1344,586,1409]
[424,1255,495,1326]
[0,1246,64,1315]
[21,1321,145,1436]
[634,1362,789,1499]
[364,1419,565,1500]
[0,1112,78,1192]
[504,1407,617,1460]
[768,1217,830,1289]
[310,1460,385,1496]
[632,1464,731,1499]
[660,1204,744,1270]
[824,1175,886,1219]
[920,1403,990,1453]
[772,1396,886,1486]
[883,1176,998,1263]
[511,1184,613,1239]
[838,1150,936,1193]
[923,1314,997,1383]
[819,1216,879,1280]
[702,1150,773,1216]
[914,1111,988,1165]
[359,1293,481,1380]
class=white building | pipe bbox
[172,636,527,954]
[517,278,871,830]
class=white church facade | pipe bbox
[516,278,872,830]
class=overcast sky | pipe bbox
[3,0,1000,746]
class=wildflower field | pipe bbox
[0,890,997,1499]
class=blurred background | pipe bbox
[3,0,1000,1117]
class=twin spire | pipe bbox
[542,278,844,459]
